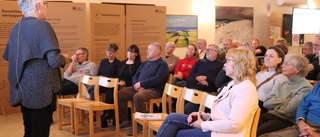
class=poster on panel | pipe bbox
[126,5,166,61]
[90,3,125,63]
[0,1,23,114]
[46,2,86,58]
[215,6,253,47]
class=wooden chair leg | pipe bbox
[74,108,79,136]
[133,117,138,137]
[58,104,62,130]
[89,110,94,137]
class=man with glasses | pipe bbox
[162,41,180,74]
[60,47,98,95]
[306,38,320,80]
[185,44,224,114]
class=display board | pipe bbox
[268,12,283,47]
[90,3,125,63]
[0,1,23,115]
[46,2,86,59]
[126,5,166,61]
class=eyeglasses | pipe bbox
[314,44,320,47]
[206,49,218,52]
[76,53,85,56]
[166,45,175,48]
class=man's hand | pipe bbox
[196,76,207,82]
[298,120,318,137]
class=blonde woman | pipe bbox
[156,49,258,137]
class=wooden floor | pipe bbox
[0,111,143,137]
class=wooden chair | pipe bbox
[57,75,98,134]
[132,83,183,137]
[250,108,261,137]
[147,87,205,137]
[146,74,173,113]
[73,76,120,137]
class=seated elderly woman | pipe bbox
[257,53,313,136]
[256,47,288,113]
[172,43,199,87]
[156,48,259,137]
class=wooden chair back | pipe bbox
[199,92,217,112]
[161,83,183,114]
[250,108,261,137]
[178,88,205,113]
[77,75,99,99]
[94,76,119,102]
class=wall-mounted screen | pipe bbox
[292,8,320,34]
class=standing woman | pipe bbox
[172,43,199,87]
[118,44,141,88]
[2,0,68,136]
[256,47,287,113]
[156,49,258,137]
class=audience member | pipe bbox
[162,42,180,74]
[185,44,224,114]
[118,44,141,88]
[252,38,267,56]
[306,39,320,80]
[117,43,169,135]
[197,38,207,59]
[276,38,287,46]
[301,42,314,60]
[265,82,320,137]
[61,47,97,95]
[257,54,312,136]
[215,42,254,92]
[233,40,241,48]
[156,48,258,137]
[256,47,287,113]
[89,43,120,102]
[3,0,68,136]
[172,43,199,87]
[222,38,235,52]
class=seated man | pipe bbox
[162,41,180,74]
[117,43,169,135]
[265,82,320,137]
[306,39,320,80]
[185,44,224,114]
[60,47,98,95]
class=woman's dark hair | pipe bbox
[268,46,285,73]
[107,43,119,52]
[128,44,141,62]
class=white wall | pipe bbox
[46,0,319,58]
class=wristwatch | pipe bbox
[296,117,305,124]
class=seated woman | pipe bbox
[256,47,287,113]
[90,43,121,102]
[156,48,258,137]
[61,47,97,95]
[257,53,313,136]
[172,43,199,87]
[118,44,141,88]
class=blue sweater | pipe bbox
[132,58,169,92]
[296,82,320,125]
[187,59,224,92]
